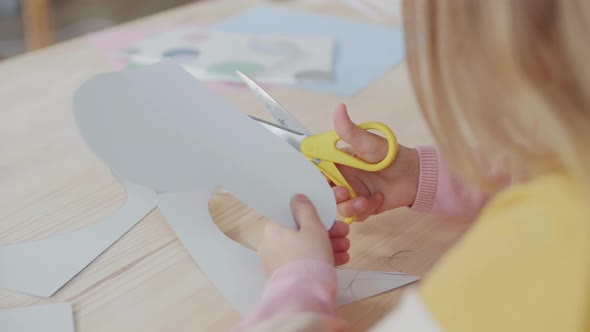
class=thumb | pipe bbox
[290,194,325,232]
[333,103,389,163]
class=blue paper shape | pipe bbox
[214,6,405,96]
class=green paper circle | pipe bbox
[125,61,144,69]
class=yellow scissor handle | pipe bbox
[302,122,398,225]
[310,159,357,224]
[300,122,398,172]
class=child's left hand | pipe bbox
[258,194,351,276]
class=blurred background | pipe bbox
[0,0,193,60]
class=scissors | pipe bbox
[236,71,398,224]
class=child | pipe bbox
[235,0,590,331]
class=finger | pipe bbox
[333,104,389,163]
[328,220,350,237]
[323,174,336,186]
[331,237,351,252]
[356,192,385,221]
[337,196,369,217]
[334,252,350,266]
[332,186,350,203]
[290,194,325,232]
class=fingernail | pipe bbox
[293,194,309,202]
[353,199,364,211]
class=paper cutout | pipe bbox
[0,181,156,297]
[120,27,334,84]
[214,5,405,96]
[252,36,334,84]
[157,191,265,314]
[87,23,248,95]
[73,61,336,229]
[0,303,74,332]
[72,62,417,314]
[336,269,419,306]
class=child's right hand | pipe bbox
[332,104,421,221]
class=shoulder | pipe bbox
[482,172,589,221]
[416,172,590,332]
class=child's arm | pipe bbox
[234,261,346,332]
[234,196,347,332]
[410,146,490,218]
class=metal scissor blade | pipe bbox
[249,116,307,153]
[237,71,312,136]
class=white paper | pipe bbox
[336,269,419,306]
[0,181,156,297]
[124,28,289,82]
[364,0,401,16]
[73,61,337,230]
[341,0,401,20]
[123,27,334,84]
[157,191,265,314]
[342,0,381,19]
[0,303,74,332]
[254,37,334,84]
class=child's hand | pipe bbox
[258,194,350,277]
[332,104,420,220]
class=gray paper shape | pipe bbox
[73,61,337,230]
[0,182,156,297]
[0,303,74,332]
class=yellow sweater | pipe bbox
[420,173,590,331]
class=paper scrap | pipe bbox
[73,61,336,229]
[0,181,156,297]
[0,303,74,332]
[121,27,334,84]
[337,269,419,306]
[214,5,405,96]
[337,268,401,289]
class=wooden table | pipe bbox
[0,0,470,331]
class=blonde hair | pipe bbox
[403,0,590,195]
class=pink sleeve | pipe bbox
[410,146,489,218]
[234,260,345,332]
